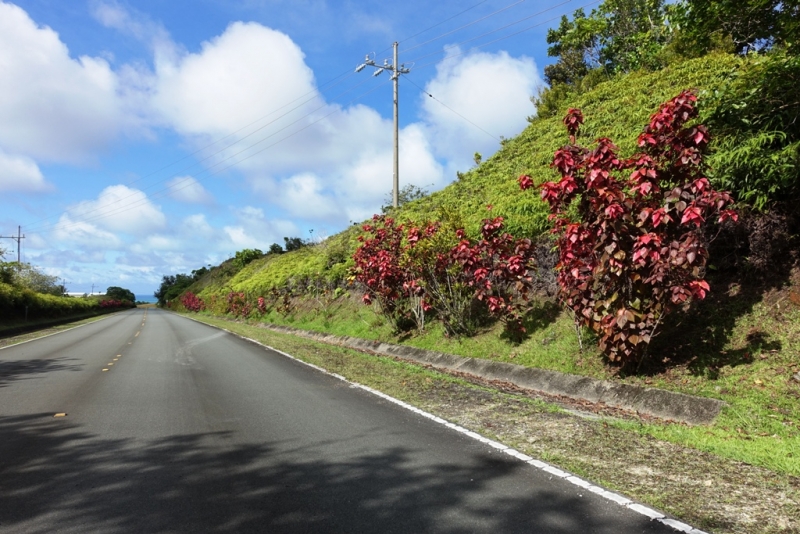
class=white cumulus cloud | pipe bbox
[168,176,214,204]
[57,185,166,242]
[0,150,52,193]
[0,1,127,164]
[421,48,542,168]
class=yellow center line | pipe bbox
[102,368,109,372]
[135,331,140,337]
[53,413,67,417]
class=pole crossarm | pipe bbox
[0,226,25,268]
[355,42,411,209]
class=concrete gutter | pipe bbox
[262,323,726,425]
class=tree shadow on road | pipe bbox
[0,358,83,388]
[0,413,673,533]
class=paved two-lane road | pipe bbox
[0,308,677,533]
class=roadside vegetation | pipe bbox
[157,0,799,523]
[188,315,800,534]
[0,255,136,332]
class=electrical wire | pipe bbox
[405,0,576,65]
[402,0,529,54]
[38,80,392,234]
[21,68,358,232]
[24,0,592,235]
[398,0,493,45]
[403,75,500,142]
[413,0,599,72]
[23,74,375,233]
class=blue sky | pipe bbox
[0,0,592,295]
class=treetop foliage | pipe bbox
[0,262,62,295]
[545,0,674,86]
[233,248,264,269]
[381,184,431,214]
[105,286,135,303]
[283,237,307,252]
[677,0,799,55]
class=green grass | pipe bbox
[189,281,800,478]
[190,53,746,302]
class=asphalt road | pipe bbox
[0,308,679,533]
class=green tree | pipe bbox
[381,184,430,213]
[537,0,674,120]
[283,237,307,252]
[268,243,284,255]
[544,0,673,84]
[233,248,263,269]
[154,274,195,306]
[191,266,210,280]
[106,286,135,302]
[704,51,800,209]
[11,263,62,295]
[678,0,799,55]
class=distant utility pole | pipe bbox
[0,226,25,270]
[356,42,411,209]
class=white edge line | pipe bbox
[0,310,132,351]
[179,313,709,534]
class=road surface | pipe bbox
[0,308,678,533]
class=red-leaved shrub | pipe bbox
[520,90,737,364]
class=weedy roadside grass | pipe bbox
[212,275,800,480]
[184,313,800,534]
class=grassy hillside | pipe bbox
[193,53,743,299]
[173,52,800,479]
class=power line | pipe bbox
[414,0,599,72]
[0,226,25,268]
[398,0,493,45]
[37,80,392,234]
[405,76,501,142]
[23,75,376,234]
[406,0,576,65]
[402,0,530,54]
[21,69,359,232]
[24,1,591,235]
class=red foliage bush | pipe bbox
[226,291,252,318]
[180,291,206,312]
[352,213,536,336]
[99,299,127,309]
[450,215,536,335]
[520,90,736,364]
[352,215,426,331]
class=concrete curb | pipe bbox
[261,323,726,425]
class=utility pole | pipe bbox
[356,42,410,208]
[0,226,25,271]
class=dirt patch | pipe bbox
[414,381,799,534]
